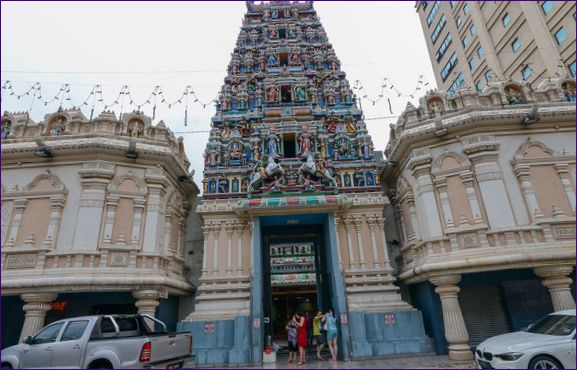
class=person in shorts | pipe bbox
[324,309,338,361]
[312,310,326,361]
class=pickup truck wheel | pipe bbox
[1,363,12,369]
[87,359,113,369]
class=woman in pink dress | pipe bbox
[295,312,307,365]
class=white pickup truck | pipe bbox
[1,314,193,369]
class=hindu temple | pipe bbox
[178,1,431,365]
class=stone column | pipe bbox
[342,216,355,268]
[73,164,112,250]
[235,222,244,275]
[226,221,234,275]
[366,216,380,268]
[133,289,160,330]
[333,216,343,270]
[352,216,366,268]
[142,182,166,253]
[555,164,576,213]
[462,174,483,224]
[410,154,443,238]
[435,178,455,228]
[515,166,543,220]
[201,225,210,274]
[131,199,146,246]
[102,197,119,245]
[19,293,58,342]
[407,195,420,241]
[163,212,174,254]
[376,216,391,266]
[5,199,27,247]
[534,266,576,311]
[430,274,473,361]
[212,222,222,275]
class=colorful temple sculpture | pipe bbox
[179,1,431,366]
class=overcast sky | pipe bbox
[1,1,436,187]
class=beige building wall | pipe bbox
[416,1,576,94]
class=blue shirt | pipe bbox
[325,314,337,332]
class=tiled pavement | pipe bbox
[253,353,477,369]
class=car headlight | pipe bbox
[495,352,524,361]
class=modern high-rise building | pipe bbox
[416,1,576,95]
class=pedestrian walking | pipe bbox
[295,312,307,365]
[285,314,299,363]
[324,309,338,361]
[313,310,326,361]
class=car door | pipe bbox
[19,322,65,368]
[50,320,90,368]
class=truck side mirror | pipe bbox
[23,336,32,344]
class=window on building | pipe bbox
[570,61,576,77]
[447,73,465,97]
[512,38,521,52]
[462,36,469,47]
[469,58,476,70]
[555,27,567,44]
[477,46,484,58]
[450,1,458,9]
[541,1,553,15]
[441,52,458,81]
[421,1,428,11]
[476,80,485,93]
[431,14,447,43]
[484,69,494,82]
[502,13,511,26]
[456,16,462,29]
[522,65,533,80]
[435,33,453,62]
[470,24,477,36]
[463,3,470,15]
[427,1,441,27]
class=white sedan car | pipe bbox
[475,309,575,369]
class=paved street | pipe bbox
[255,353,476,369]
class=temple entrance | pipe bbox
[262,224,331,343]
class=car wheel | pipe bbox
[529,355,563,369]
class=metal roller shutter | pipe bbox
[459,285,512,346]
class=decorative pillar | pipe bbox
[74,164,112,250]
[534,266,576,311]
[131,199,146,246]
[176,218,184,256]
[435,178,455,228]
[142,182,166,253]
[342,216,355,268]
[396,204,409,242]
[555,164,576,213]
[201,224,210,274]
[430,274,473,361]
[407,195,420,241]
[226,221,234,275]
[462,174,483,223]
[163,212,174,254]
[366,216,380,268]
[235,221,244,275]
[212,222,222,275]
[410,154,443,238]
[133,289,160,330]
[19,293,58,342]
[44,195,66,248]
[376,216,391,266]
[515,166,543,220]
[333,215,343,270]
[5,198,27,247]
[102,197,119,244]
[352,216,366,268]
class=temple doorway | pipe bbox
[261,224,331,343]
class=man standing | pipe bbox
[313,311,326,361]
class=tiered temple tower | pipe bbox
[180,2,431,366]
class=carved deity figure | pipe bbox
[562,81,576,102]
[505,86,524,105]
[50,116,67,136]
[290,52,300,65]
[266,132,280,156]
[269,25,278,39]
[288,25,297,39]
[1,120,11,139]
[255,87,264,107]
[229,140,244,159]
[299,130,313,154]
[267,85,279,102]
[293,85,306,101]
[268,54,278,66]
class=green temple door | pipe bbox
[261,225,331,344]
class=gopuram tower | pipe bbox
[180,1,431,366]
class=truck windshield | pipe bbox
[528,314,575,336]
